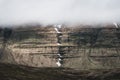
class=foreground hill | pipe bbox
[0,63,120,80]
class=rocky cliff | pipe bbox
[0,25,120,69]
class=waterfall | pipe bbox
[113,22,119,28]
[54,24,63,67]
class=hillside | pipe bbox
[0,63,120,80]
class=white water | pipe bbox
[56,61,61,67]
[54,24,62,67]
[54,27,61,33]
[57,43,61,45]
[57,54,63,58]
[58,58,62,61]
[113,22,119,28]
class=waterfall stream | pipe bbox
[54,24,62,67]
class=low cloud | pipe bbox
[0,0,120,26]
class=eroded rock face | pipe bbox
[0,25,120,69]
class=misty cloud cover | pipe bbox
[0,0,120,25]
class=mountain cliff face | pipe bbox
[0,25,120,69]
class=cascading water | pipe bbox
[113,22,119,28]
[113,22,120,39]
[54,24,63,67]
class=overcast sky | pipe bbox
[0,0,120,25]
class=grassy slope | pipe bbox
[0,63,119,80]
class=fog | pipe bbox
[0,0,120,26]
